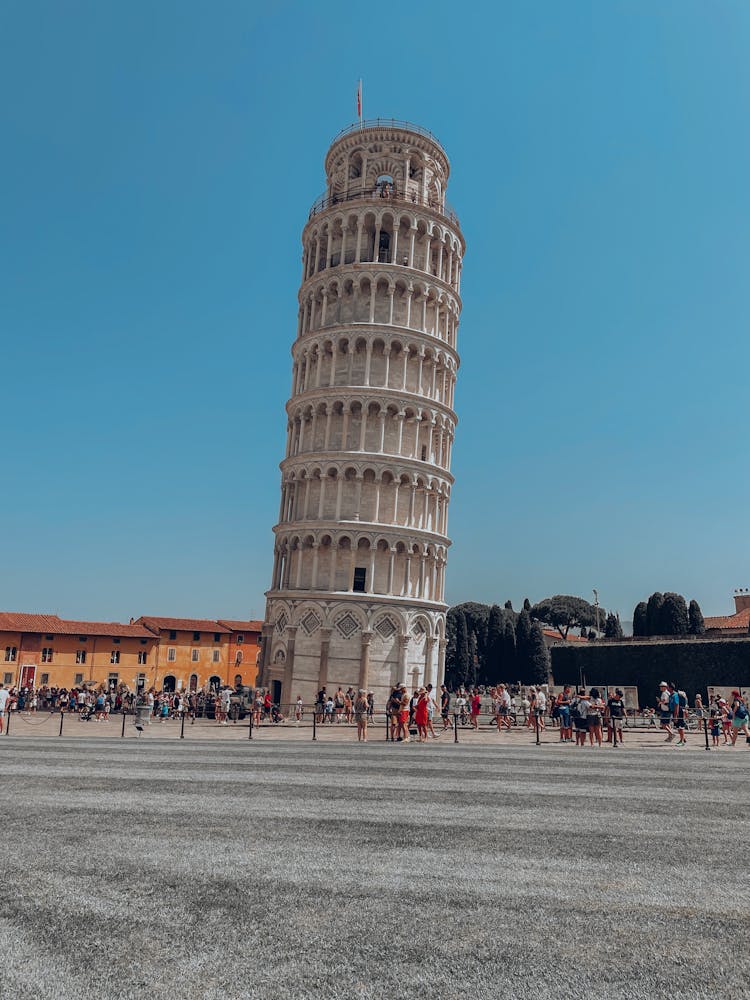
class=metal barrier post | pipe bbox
[704,717,710,751]
[312,713,316,741]
[453,712,458,743]
[612,717,618,748]
[249,714,253,740]
[121,712,126,738]
[6,712,10,736]
[535,710,540,745]
[58,712,63,737]
[180,712,186,740]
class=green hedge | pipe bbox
[550,637,750,705]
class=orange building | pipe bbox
[0,613,157,691]
[0,612,263,693]
[133,616,263,691]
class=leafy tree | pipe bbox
[658,592,689,636]
[604,612,623,639]
[645,592,664,636]
[688,599,705,635]
[528,622,551,684]
[530,595,602,640]
[633,602,648,637]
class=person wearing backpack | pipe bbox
[674,688,689,746]
[729,691,750,746]
[572,690,589,747]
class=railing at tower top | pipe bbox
[331,119,445,148]
[308,184,460,228]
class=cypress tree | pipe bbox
[485,604,504,682]
[633,602,648,637]
[528,622,551,685]
[688,599,705,635]
[645,592,664,636]
[604,612,623,639]
[455,611,470,687]
[659,593,689,636]
[523,597,531,612]
[501,613,517,679]
[504,599,514,610]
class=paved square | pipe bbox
[1,737,747,999]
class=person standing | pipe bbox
[295,695,304,724]
[606,688,626,744]
[415,688,429,742]
[469,689,481,730]
[674,688,689,746]
[0,684,9,734]
[535,688,547,732]
[440,685,452,731]
[425,684,437,739]
[658,682,674,742]
[729,691,750,746]
[354,689,369,742]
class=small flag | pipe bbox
[357,79,362,121]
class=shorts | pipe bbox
[399,711,409,724]
[659,712,672,726]
[732,717,747,729]
[587,716,601,729]
[675,717,686,729]
[558,709,570,726]
[574,717,588,731]
[497,707,508,716]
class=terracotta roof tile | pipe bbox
[217,620,263,632]
[134,616,231,634]
[0,613,154,638]
[542,629,589,643]
[704,609,750,630]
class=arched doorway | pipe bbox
[162,675,176,693]
[208,674,221,692]
[189,673,198,692]
[234,674,243,689]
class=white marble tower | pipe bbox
[259,119,464,706]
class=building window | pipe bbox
[212,649,220,663]
[136,672,146,691]
[138,651,148,665]
[75,650,87,665]
[167,647,176,662]
[79,636,87,643]
[3,673,13,686]
[236,634,244,644]
[191,649,199,662]
[193,631,201,641]
[45,634,54,641]
[112,637,121,645]
[110,650,121,664]
[4,646,17,662]
[213,632,221,642]
[140,638,147,645]
[40,673,49,686]
[41,648,53,663]
[108,672,119,686]
[353,567,367,593]
[169,630,177,641]
[74,673,84,686]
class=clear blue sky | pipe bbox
[2,0,748,625]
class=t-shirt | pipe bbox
[535,692,547,712]
[0,689,9,712]
[607,697,624,718]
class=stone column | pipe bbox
[424,636,435,689]
[358,631,373,690]
[398,635,410,685]
[259,624,274,687]
[318,628,332,690]
[437,639,447,687]
[281,626,296,705]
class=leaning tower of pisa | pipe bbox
[259,119,464,707]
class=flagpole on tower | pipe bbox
[357,79,363,127]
